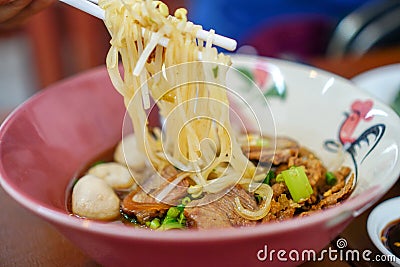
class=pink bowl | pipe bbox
[1,57,400,267]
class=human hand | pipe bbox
[0,0,56,29]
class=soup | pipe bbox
[70,133,353,229]
[381,218,400,258]
[69,0,353,230]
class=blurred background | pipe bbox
[1,0,400,113]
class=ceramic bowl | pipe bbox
[352,63,400,106]
[367,197,400,267]
[1,55,400,267]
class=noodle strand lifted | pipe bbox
[99,0,263,202]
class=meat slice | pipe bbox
[184,186,258,229]
[132,178,189,206]
[314,173,354,210]
[271,182,287,199]
[122,190,170,224]
[131,165,188,204]
[315,166,351,196]
[246,148,299,165]
[243,137,299,164]
[262,194,297,223]
[121,165,189,224]
[299,173,355,219]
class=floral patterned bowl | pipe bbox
[0,55,399,267]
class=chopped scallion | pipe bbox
[166,207,180,218]
[159,215,185,230]
[181,196,191,206]
[150,218,160,229]
[255,194,262,203]
[159,221,184,230]
[178,212,186,224]
[157,206,187,230]
[177,203,185,212]
[263,170,275,185]
[325,172,337,186]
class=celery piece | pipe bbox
[279,166,313,202]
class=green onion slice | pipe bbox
[325,171,337,186]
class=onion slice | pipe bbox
[234,184,273,220]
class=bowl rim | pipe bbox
[0,58,399,242]
[0,175,382,241]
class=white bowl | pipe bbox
[367,196,400,266]
[352,63,400,105]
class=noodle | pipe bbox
[99,0,261,198]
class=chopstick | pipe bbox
[58,0,237,51]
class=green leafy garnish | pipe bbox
[150,218,161,229]
[166,207,180,218]
[255,194,263,203]
[325,172,337,186]
[181,196,191,206]
[177,212,186,224]
[177,203,185,212]
[157,197,191,230]
[158,208,186,230]
[263,170,275,185]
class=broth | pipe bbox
[65,146,143,227]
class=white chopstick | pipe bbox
[59,0,237,51]
[60,0,104,19]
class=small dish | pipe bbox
[352,63,400,106]
[367,196,400,266]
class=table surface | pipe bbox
[1,47,400,267]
